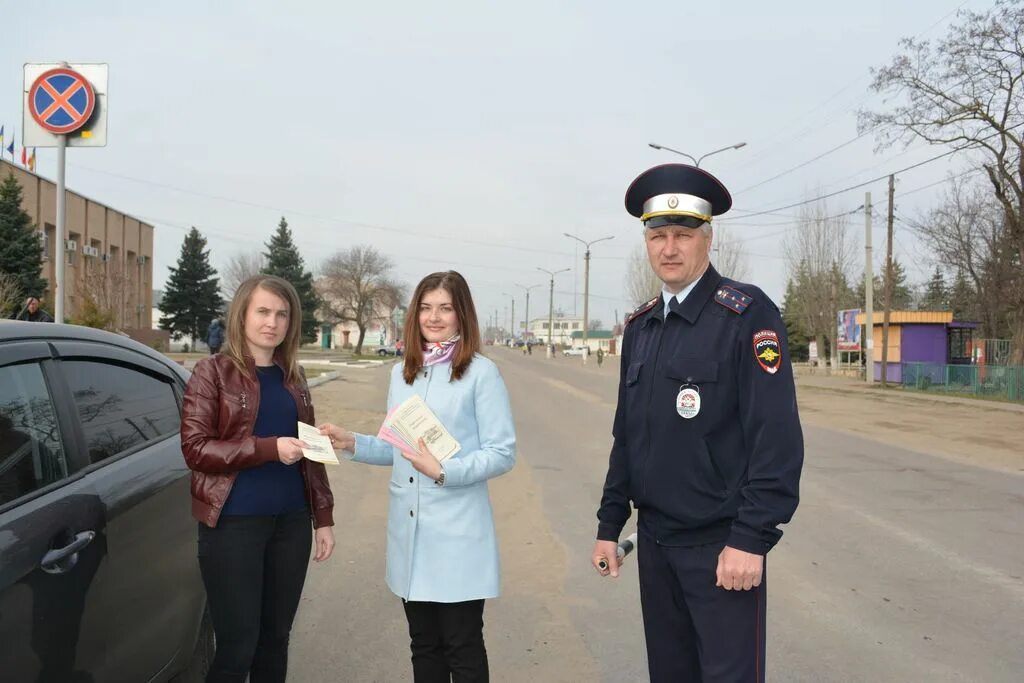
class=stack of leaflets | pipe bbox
[377,394,461,462]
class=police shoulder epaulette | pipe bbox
[626,296,659,325]
[714,285,753,315]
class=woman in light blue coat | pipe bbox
[320,271,515,683]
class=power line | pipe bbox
[66,162,581,259]
[732,134,997,219]
[732,131,874,196]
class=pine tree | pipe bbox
[856,258,913,311]
[948,271,976,321]
[263,217,320,344]
[781,277,810,361]
[0,173,46,313]
[919,267,949,311]
[159,227,223,342]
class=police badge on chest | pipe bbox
[676,384,700,419]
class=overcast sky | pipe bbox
[1,0,987,329]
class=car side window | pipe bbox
[60,360,181,464]
[0,363,69,507]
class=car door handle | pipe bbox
[40,530,96,574]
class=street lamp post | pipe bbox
[515,283,540,346]
[648,141,747,167]
[537,267,570,359]
[502,292,515,343]
[563,233,614,364]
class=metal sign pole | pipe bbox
[55,133,67,323]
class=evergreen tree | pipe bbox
[919,267,949,311]
[781,277,810,361]
[159,227,223,342]
[856,258,913,311]
[263,217,320,344]
[948,270,976,322]
[0,173,46,313]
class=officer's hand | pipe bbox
[592,540,621,578]
[715,545,764,591]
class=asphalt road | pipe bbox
[291,349,1024,682]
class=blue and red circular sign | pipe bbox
[28,68,96,134]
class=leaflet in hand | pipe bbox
[297,422,340,465]
[377,394,461,462]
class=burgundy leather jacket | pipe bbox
[180,353,334,529]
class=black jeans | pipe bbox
[402,599,489,683]
[198,511,312,683]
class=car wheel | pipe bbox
[171,607,215,682]
[377,349,386,356]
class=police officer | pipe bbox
[591,164,803,682]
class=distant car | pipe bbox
[376,344,398,356]
[0,321,212,682]
[563,346,589,357]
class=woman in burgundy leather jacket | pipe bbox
[181,275,335,683]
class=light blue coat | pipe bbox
[346,354,516,602]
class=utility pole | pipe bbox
[881,175,895,388]
[538,267,570,359]
[864,192,874,384]
[515,283,540,347]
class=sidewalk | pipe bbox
[795,370,1024,415]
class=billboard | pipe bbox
[837,309,862,352]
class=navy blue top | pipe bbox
[221,364,308,516]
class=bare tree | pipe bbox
[71,262,132,330]
[713,225,751,282]
[911,176,1019,337]
[859,0,1024,362]
[784,201,858,369]
[624,242,662,307]
[221,250,265,299]
[319,245,404,355]
[0,273,23,318]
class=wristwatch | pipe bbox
[434,468,446,487]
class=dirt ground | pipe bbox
[793,373,1024,473]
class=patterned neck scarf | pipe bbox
[422,334,461,366]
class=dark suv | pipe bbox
[0,321,212,682]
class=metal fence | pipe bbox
[901,362,1024,402]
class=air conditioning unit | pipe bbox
[100,253,111,262]
[136,255,147,265]
[65,240,78,252]
[82,245,99,257]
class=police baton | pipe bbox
[598,533,638,572]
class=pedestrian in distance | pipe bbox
[319,270,516,683]
[206,317,225,355]
[11,296,54,322]
[592,164,804,683]
[180,274,336,683]
[596,347,605,367]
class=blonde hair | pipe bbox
[223,275,303,384]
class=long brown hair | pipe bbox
[224,275,303,385]
[402,271,481,384]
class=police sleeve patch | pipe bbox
[753,329,782,374]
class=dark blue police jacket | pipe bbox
[597,265,803,555]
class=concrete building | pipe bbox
[526,314,585,345]
[569,330,618,355]
[2,160,154,330]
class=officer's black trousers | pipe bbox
[403,598,489,683]
[638,533,766,683]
